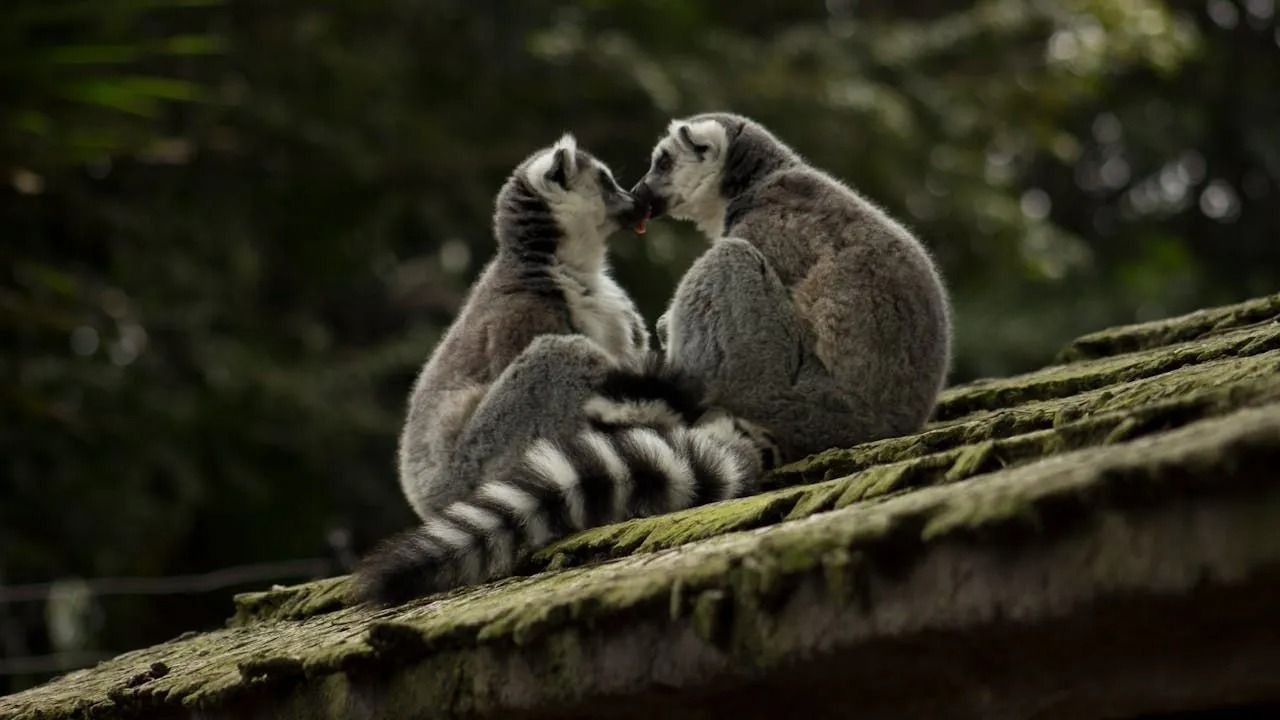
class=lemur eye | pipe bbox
[655,151,673,173]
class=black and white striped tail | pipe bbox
[357,371,768,605]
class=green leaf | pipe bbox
[37,45,145,65]
[54,76,207,117]
[8,0,224,26]
[154,34,226,56]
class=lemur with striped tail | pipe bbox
[358,136,769,605]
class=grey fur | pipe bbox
[363,401,763,605]
[398,135,649,518]
[365,136,769,605]
[634,113,953,461]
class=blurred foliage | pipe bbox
[0,0,223,167]
[2,0,1278,692]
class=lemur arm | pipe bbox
[481,296,576,379]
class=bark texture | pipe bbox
[4,293,1280,720]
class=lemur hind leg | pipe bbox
[440,334,617,509]
[664,238,857,461]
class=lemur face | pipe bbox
[524,134,645,238]
[631,119,729,228]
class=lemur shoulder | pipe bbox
[633,113,952,462]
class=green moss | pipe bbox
[535,487,812,564]
[261,674,354,720]
[691,589,732,649]
[223,350,1280,641]
[770,349,1280,489]
[231,576,353,627]
[534,370,1280,572]
[936,322,1280,421]
[944,441,998,482]
[1057,292,1280,362]
[833,463,916,508]
[9,294,1280,720]
[7,403,1280,720]
[783,482,846,521]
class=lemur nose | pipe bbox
[631,181,667,220]
[630,181,650,202]
[627,180,650,211]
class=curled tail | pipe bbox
[357,360,771,605]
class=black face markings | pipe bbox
[655,150,674,174]
[678,125,710,158]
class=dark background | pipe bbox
[3,0,1277,693]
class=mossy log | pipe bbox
[4,293,1279,720]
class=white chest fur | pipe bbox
[552,265,639,363]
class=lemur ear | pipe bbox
[677,124,712,158]
[545,134,578,189]
[545,149,570,189]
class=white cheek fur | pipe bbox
[528,157,614,272]
[524,145,612,254]
[549,190,607,237]
[660,120,730,236]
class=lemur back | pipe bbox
[397,137,646,516]
[634,114,952,461]
[363,136,769,605]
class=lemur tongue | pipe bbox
[633,211,650,235]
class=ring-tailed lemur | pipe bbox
[358,136,766,605]
[632,113,952,462]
